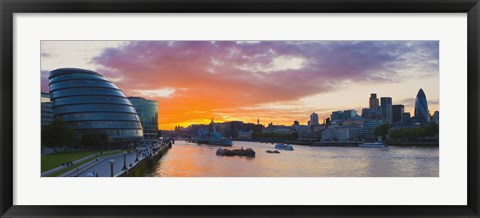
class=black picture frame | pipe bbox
[1,0,479,217]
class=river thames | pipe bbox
[148,140,439,177]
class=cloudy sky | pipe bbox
[41,41,439,130]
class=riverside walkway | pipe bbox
[61,142,167,177]
[41,150,120,177]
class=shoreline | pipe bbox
[232,139,438,147]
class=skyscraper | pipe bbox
[432,111,439,124]
[414,88,430,123]
[401,112,411,126]
[380,97,392,123]
[369,93,379,110]
[309,112,319,126]
[392,104,404,124]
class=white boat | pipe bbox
[359,142,386,148]
[275,143,294,151]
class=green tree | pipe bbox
[41,119,76,149]
[80,132,109,150]
[375,124,390,141]
[389,124,439,141]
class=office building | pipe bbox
[128,97,159,140]
[415,88,430,123]
[41,92,53,126]
[49,68,143,147]
[402,112,411,126]
[331,110,357,122]
[392,104,404,124]
[380,97,393,123]
[309,112,319,126]
[369,93,379,110]
[432,111,439,124]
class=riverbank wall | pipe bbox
[117,143,172,177]
[310,142,361,147]
[386,141,439,146]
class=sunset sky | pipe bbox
[41,41,439,130]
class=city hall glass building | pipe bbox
[48,68,143,146]
[128,97,159,140]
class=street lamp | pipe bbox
[135,148,139,162]
[109,159,115,177]
[122,151,127,170]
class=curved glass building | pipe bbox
[414,88,430,123]
[48,68,143,146]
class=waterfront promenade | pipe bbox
[43,140,169,177]
[70,145,161,177]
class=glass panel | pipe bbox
[53,104,137,114]
[50,88,125,99]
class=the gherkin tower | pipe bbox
[414,88,430,123]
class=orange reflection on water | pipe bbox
[148,140,439,177]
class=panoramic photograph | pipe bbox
[40,41,439,177]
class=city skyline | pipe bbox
[41,41,439,130]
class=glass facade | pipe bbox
[380,97,392,123]
[49,68,143,144]
[414,88,430,123]
[128,97,159,140]
[392,104,404,124]
[41,92,53,126]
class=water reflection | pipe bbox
[148,140,439,177]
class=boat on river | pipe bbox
[359,142,386,148]
[216,148,255,157]
[192,119,232,146]
[265,150,280,154]
[275,143,294,151]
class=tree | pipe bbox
[41,118,76,150]
[389,124,439,141]
[375,124,390,141]
[80,132,109,150]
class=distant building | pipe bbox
[293,120,300,126]
[309,112,319,126]
[321,124,355,142]
[402,112,411,126]
[262,127,293,134]
[41,92,53,126]
[128,97,159,140]
[380,97,393,123]
[415,88,430,123]
[432,111,439,124]
[298,131,322,142]
[361,108,382,120]
[325,118,331,125]
[331,110,357,122]
[342,115,383,140]
[238,130,253,140]
[392,104,404,124]
[322,115,383,142]
[369,93,379,110]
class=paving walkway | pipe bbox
[62,146,162,177]
[41,151,118,177]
